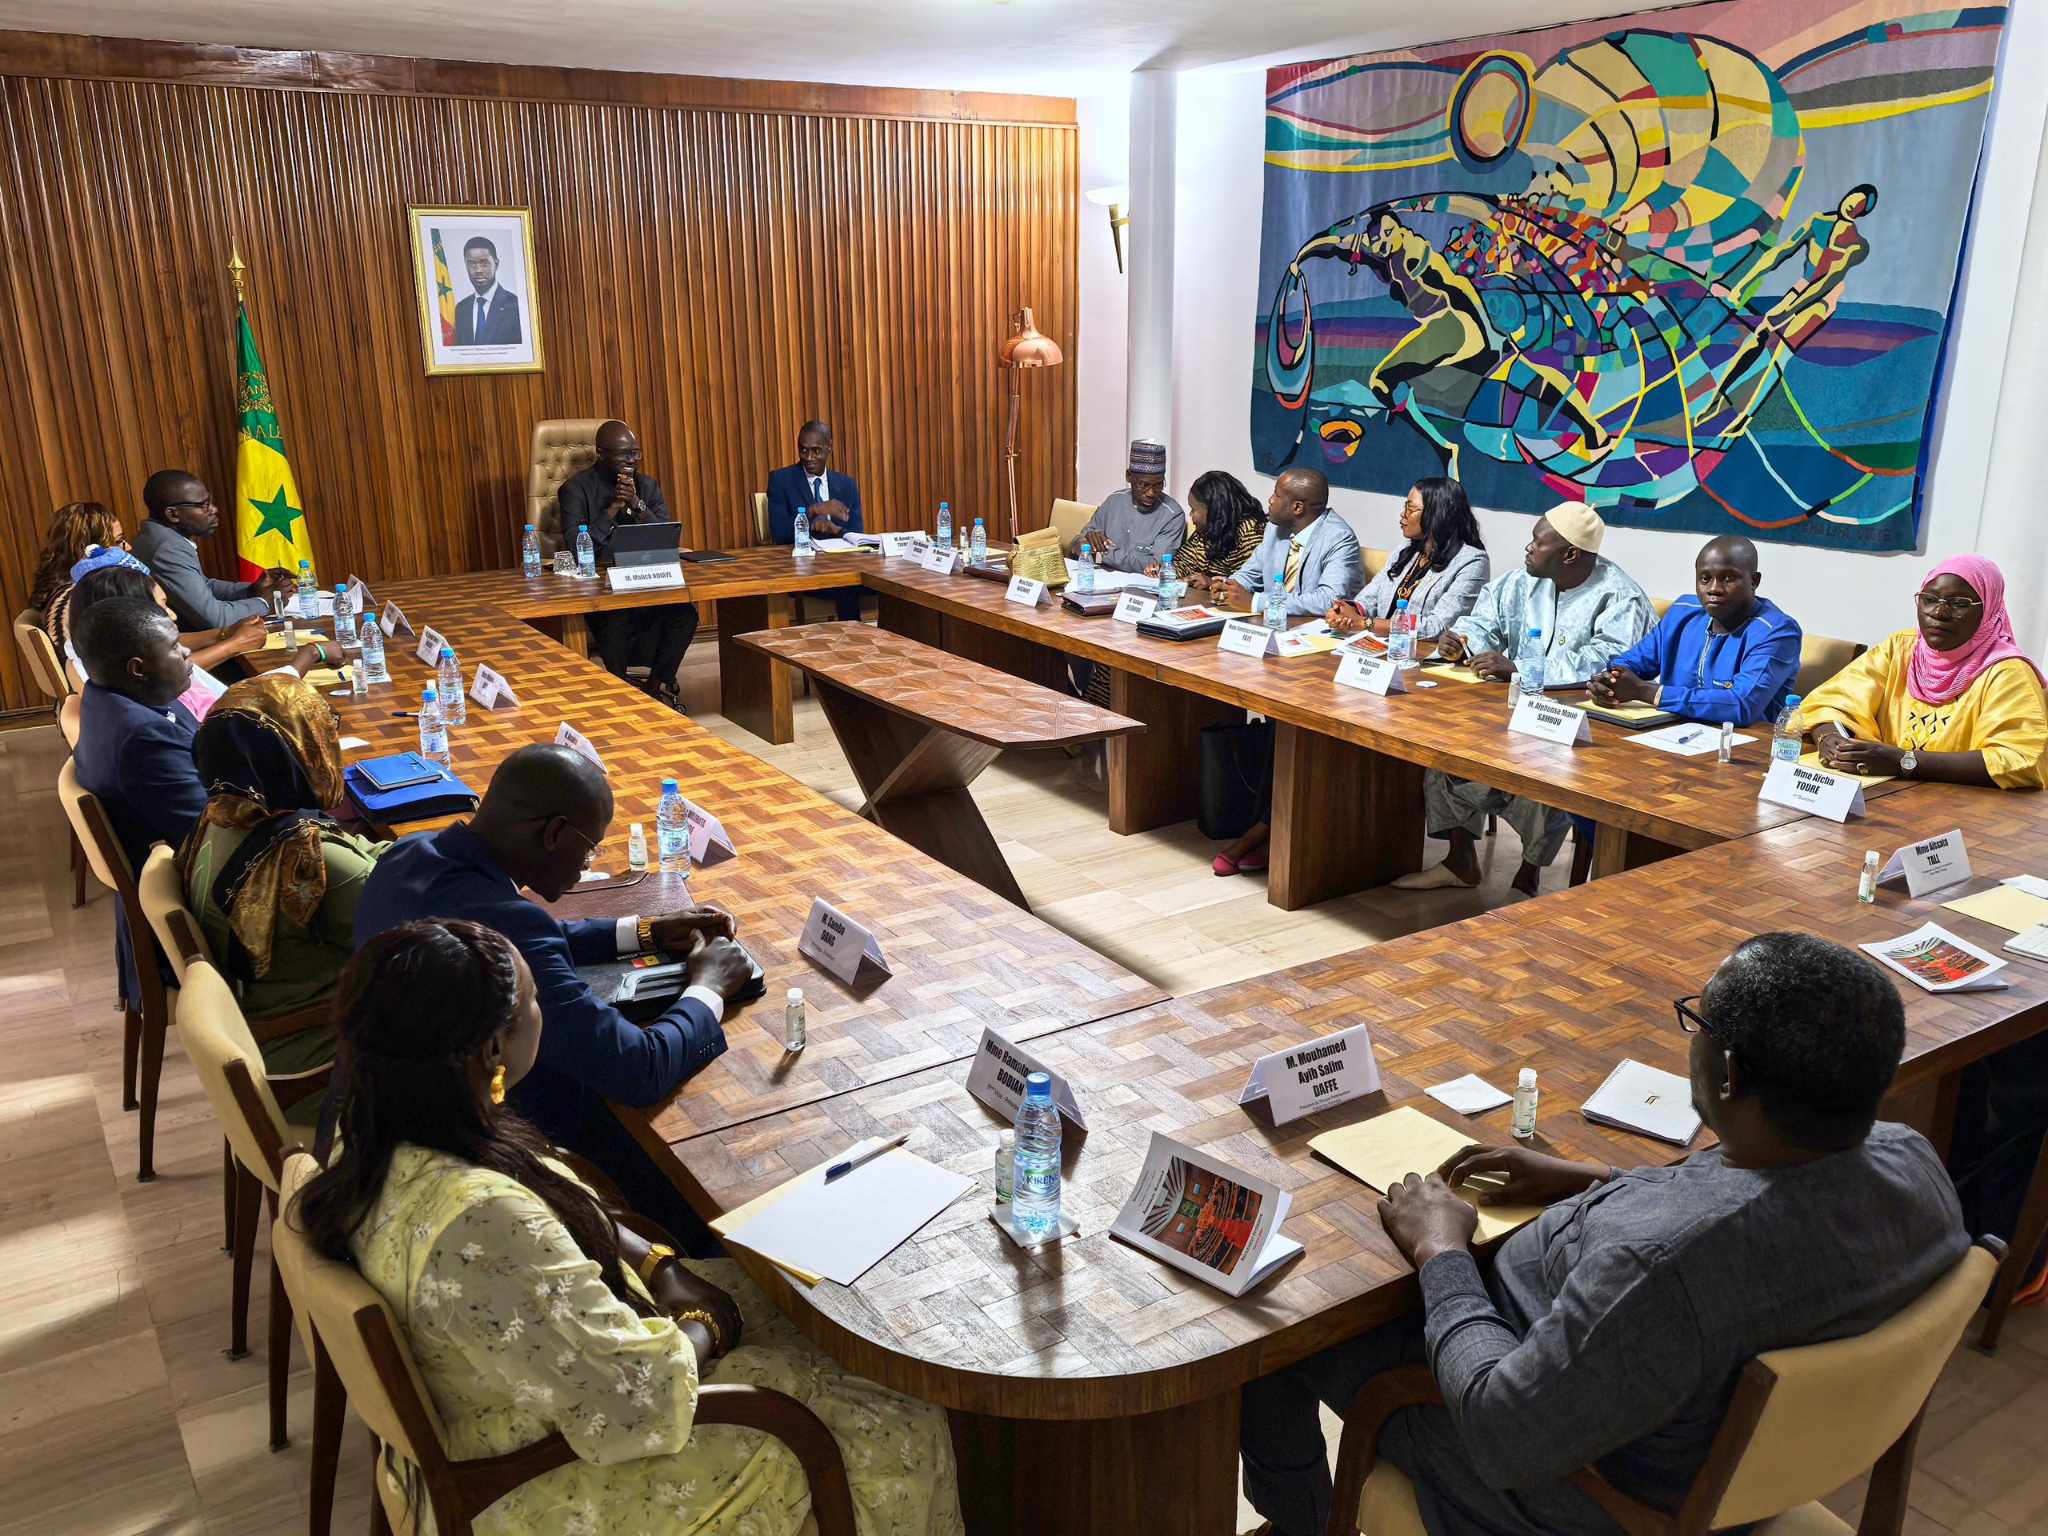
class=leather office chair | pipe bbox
[752,491,772,544]
[1050,498,1097,555]
[526,418,606,559]
[1795,635,1865,700]
[273,1153,861,1536]
[1326,1239,1999,1536]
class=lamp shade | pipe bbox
[997,306,1064,369]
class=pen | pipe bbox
[823,1131,910,1183]
[392,710,420,719]
[1676,729,1702,745]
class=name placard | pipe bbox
[1005,574,1048,608]
[468,663,520,710]
[880,531,922,558]
[414,625,450,667]
[1759,757,1866,822]
[380,601,413,638]
[346,575,373,613]
[1509,694,1591,746]
[554,721,606,774]
[1219,618,1279,658]
[1112,593,1159,625]
[965,1027,1087,1129]
[1881,827,1971,897]
[605,561,685,592]
[798,897,890,985]
[917,545,961,576]
[681,798,737,868]
[1238,1022,1382,1126]
[1334,651,1406,696]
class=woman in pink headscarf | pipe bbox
[1802,554,2048,789]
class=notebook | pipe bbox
[1136,604,1232,641]
[1060,588,1121,616]
[1581,1060,1702,1146]
[1107,1132,1302,1297]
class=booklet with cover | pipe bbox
[1108,1132,1302,1297]
[1580,1059,1702,1146]
[1136,604,1233,641]
[1861,922,2009,993]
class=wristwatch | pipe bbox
[635,1242,676,1286]
[636,915,657,954]
[1899,748,1919,775]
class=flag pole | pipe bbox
[228,245,246,306]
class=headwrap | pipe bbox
[1127,438,1167,476]
[69,544,151,584]
[1908,555,2045,705]
[175,674,347,980]
[1544,501,1605,555]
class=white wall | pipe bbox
[1074,88,1131,502]
[1086,13,2048,649]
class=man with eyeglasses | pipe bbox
[355,743,754,1249]
[1238,932,1966,1536]
[132,468,294,632]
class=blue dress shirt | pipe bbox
[1606,594,1803,726]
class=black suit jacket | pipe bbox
[454,289,523,346]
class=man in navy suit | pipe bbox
[766,419,865,621]
[452,235,523,347]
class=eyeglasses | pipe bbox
[1915,592,1982,619]
[551,816,602,869]
[164,497,215,512]
[1672,993,1721,1037]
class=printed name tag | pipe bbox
[1509,694,1591,746]
[965,1027,1087,1128]
[1005,575,1048,608]
[1112,593,1159,625]
[346,575,373,613]
[917,546,961,575]
[1238,1022,1382,1126]
[414,625,449,667]
[681,799,736,867]
[1880,828,1971,896]
[554,721,606,773]
[880,531,921,557]
[1759,757,1866,822]
[1334,652,1406,696]
[604,561,685,592]
[381,601,412,637]
[798,897,890,985]
[1219,618,1279,658]
[468,663,520,710]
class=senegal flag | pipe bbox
[233,304,314,582]
[431,227,457,345]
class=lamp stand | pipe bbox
[1003,369,1023,546]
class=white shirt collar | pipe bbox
[472,283,499,306]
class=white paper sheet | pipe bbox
[1063,558,1155,594]
[1425,1074,1513,1115]
[721,1147,972,1286]
[1630,722,1756,757]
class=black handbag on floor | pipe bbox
[1198,720,1270,840]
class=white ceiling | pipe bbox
[0,0,1460,97]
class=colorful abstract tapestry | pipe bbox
[1253,0,2008,551]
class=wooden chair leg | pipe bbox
[223,1140,237,1252]
[367,1432,394,1536]
[136,998,168,1182]
[309,1337,343,1536]
[268,1189,290,1450]
[121,1007,140,1113]
[1981,1137,2048,1352]
[69,827,87,909]
[228,1161,260,1360]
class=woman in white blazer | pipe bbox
[1329,477,1490,639]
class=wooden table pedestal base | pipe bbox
[1269,722,1427,910]
[718,592,795,743]
[1107,669,1242,835]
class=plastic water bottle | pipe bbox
[359,611,390,684]
[1516,625,1546,696]
[970,517,988,564]
[1718,720,1734,763]
[656,778,690,875]
[575,523,596,578]
[936,500,953,547]
[1011,1071,1062,1242]
[522,523,542,579]
[1265,560,1290,629]
[418,686,450,767]
[348,647,367,696]
[993,1131,1014,1206]
[1388,599,1417,668]
[296,560,318,620]
[1076,541,1096,594]
[332,584,357,649]
[1513,1069,1539,1140]
[1156,553,1182,608]
[784,987,807,1052]
[1772,694,1804,763]
[627,822,648,872]
[437,646,466,726]
[793,511,814,559]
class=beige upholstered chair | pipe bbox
[1327,1239,1999,1536]
[57,692,86,908]
[12,607,69,701]
[752,491,772,544]
[1359,546,1390,582]
[526,418,606,558]
[1795,634,1864,700]
[273,1154,862,1536]
[1651,593,1677,619]
[1049,498,1097,554]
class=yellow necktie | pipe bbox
[1283,538,1309,592]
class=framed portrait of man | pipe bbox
[408,206,545,375]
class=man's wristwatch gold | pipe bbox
[636,915,657,954]
[635,1242,676,1286]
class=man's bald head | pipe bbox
[1698,535,1759,577]
[594,420,641,479]
[1266,466,1330,534]
[1277,467,1329,510]
[484,744,612,826]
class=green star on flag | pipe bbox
[248,484,304,541]
[233,299,315,581]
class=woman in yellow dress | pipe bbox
[292,917,964,1536]
[1803,554,2047,790]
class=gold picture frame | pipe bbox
[407,205,545,376]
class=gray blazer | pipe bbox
[132,520,269,630]
[1353,542,1491,639]
[1229,512,1366,618]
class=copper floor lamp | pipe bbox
[997,306,1064,545]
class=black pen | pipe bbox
[392,710,420,719]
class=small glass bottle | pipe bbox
[1718,720,1733,764]
[1512,1068,1539,1140]
[784,987,807,1051]
[1858,849,1880,904]
[993,1130,1015,1206]
[626,822,648,871]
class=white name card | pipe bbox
[965,1027,1087,1129]
[1759,757,1866,822]
[414,625,449,667]
[605,561,685,592]
[554,721,606,773]
[1112,593,1159,625]
[1005,575,1048,608]
[1238,1023,1382,1126]
[1881,827,1972,897]
[1219,618,1279,657]
[682,798,736,868]
[880,531,922,558]
[917,546,960,576]
[798,897,890,985]
[380,601,412,637]
[468,663,520,711]
[1334,651,1406,696]
[346,575,373,613]
[1509,694,1591,746]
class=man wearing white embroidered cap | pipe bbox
[1396,500,1653,898]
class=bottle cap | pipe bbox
[300,559,310,569]
[1395,598,1408,610]
[1785,693,1802,707]
[1518,1068,1537,1089]
[335,583,346,592]
[439,646,454,660]
[630,821,644,833]
[526,523,536,531]
[422,686,437,701]
[786,987,803,1004]
[579,523,589,531]
[999,1130,1014,1147]
[1024,1070,1052,1100]
[662,777,679,792]
[1525,624,1542,636]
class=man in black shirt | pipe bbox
[555,419,698,710]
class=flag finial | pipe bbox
[228,246,246,304]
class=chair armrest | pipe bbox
[246,1002,334,1046]
[697,1384,858,1536]
[268,1062,334,1114]
[1326,1364,1442,1536]
[448,1430,581,1516]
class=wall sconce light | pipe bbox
[1086,184,1131,274]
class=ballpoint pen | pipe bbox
[824,1131,911,1183]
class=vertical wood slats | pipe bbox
[0,57,1077,711]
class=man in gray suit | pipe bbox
[130,469,291,631]
[1213,467,1365,619]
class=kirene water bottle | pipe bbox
[1388,598,1416,667]
[332,584,357,649]
[418,686,450,767]
[296,559,318,620]
[936,500,953,547]
[575,523,596,578]
[359,610,390,684]
[1010,1071,1063,1243]
[437,645,467,726]
[1265,558,1290,629]
[349,648,367,696]
[1516,625,1547,696]
[656,778,690,876]
[1156,552,1182,608]
[970,517,988,564]
[1773,693,1804,763]
[1076,541,1096,594]
[793,509,814,558]
[523,523,542,579]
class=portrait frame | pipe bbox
[407,205,545,376]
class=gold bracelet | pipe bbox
[636,915,657,954]
[672,1306,722,1354]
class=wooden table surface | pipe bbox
[374,547,875,618]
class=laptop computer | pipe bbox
[605,521,685,568]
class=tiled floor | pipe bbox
[0,651,2041,1534]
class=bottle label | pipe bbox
[659,828,688,859]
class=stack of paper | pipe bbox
[1309,1106,1543,1241]
[1629,721,1754,757]
[1581,1060,1701,1146]
[716,1139,972,1286]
